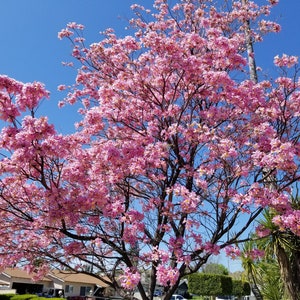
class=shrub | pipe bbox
[0,294,16,300]
[10,295,38,300]
[188,273,232,296]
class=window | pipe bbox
[80,286,92,296]
[65,285,74,294]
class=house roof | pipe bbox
[2,268,110,288]
[51,270,110,287]
[2,268,51,282]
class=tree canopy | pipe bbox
[0,1,299,300]
[202,263,229,275]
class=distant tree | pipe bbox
[232,280,251,299]
[202,263,229,275]
[230,271,244,281]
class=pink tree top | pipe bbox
[0,1,299,299]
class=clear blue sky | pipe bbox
[0,0,299,133]
[0,0,142,132]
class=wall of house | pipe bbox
[0,270,112,299]
[64,283,95,298]
[0,275,10,287]
[0,289,16,294]
[0,274,52,295]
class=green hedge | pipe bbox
[0,294,16,300]
[0,295,33,300]
[188,274,250,297]
[232,280,251,297]
[10,295,38,300]
[188,273,232,296]
[0,295,62,300]
[38,298,62,300]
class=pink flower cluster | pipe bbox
[141,247,170,264]
[173,184,201,214]
[1,0,300,296]
[259,20,281,33]
[156,265,179,287]
[255,225,271,238]
[58,22,84,40]
[243,248,265,261]
[273,211,300,236]
[224,245,241,259]
[274,54,298,68]
[119,268,141,290]
[0,76,49,122]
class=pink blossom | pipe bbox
[57,84,67,91]
[174,184,201,214]
[64,242,83,255]
[58,28,73,40]
[203,242,220,255]
[274,54,298,68]
[119,268,141,290]
[156,265,179,287]
[272,211,300,236]
[244,248,265,260]
[1,0,300,296]
[255,225,271,238]
[259,20,281,33]
[67,22,85,30]
[224,245,241,259]
[268,0,279,5]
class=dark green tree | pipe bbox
[257,208,300,300]
[188,273,232,297]
[232,280,251,298]
[241,241,286,300]
[202,263,229,276]
[242,204,300,300]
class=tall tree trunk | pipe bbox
[275,244,300,300]
[241,2,263,299]
[242,0,300,297]
[249,271,264,300]
[241,0,258,84]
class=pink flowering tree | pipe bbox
[1,0,300,299]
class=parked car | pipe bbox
[153,290,163,297]
[171,295,187,300]
[40,288,65,298]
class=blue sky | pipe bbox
[0,0,141,132]
[0,0,299,132]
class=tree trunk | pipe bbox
[290,249,300,299]
[241,0,300,299]
[248,272,263,300]
[241,3,263,299]
[275,244,300,300]
[241,0,258,84]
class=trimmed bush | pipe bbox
[10,295,38,300]
[0,296,63,300]
[188,273,232,296]
[0,294,16,300]
[232,280,251,296]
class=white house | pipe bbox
[0,268,112,298]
